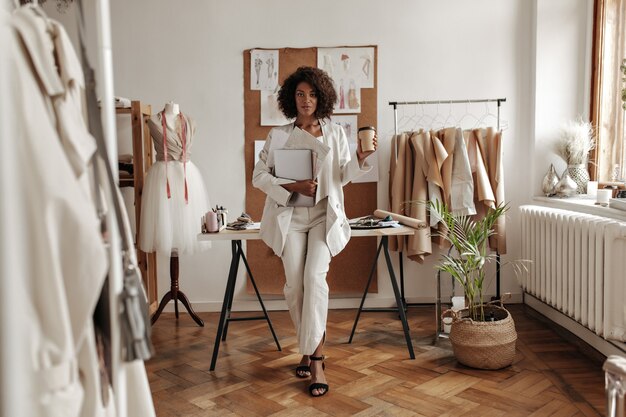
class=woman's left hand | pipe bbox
[357,132,378,162]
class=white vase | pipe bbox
[555,169,578,198]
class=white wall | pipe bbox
[534,0,593,194]
[43,0,591,312]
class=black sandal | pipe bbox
[295,364,310,378]
[308,356,329,397]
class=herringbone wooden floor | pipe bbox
[147,305,609,416]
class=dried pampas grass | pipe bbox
[555,119,595,165]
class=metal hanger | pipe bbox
[442,102,458,128]
[457,100,481,129]
[430,101,447,131]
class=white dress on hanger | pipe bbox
[140,112,210,255]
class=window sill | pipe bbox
[532,196,626,222]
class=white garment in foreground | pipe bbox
[1,6,155,417]
[2,8,108,416]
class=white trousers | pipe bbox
[281,201,331,355]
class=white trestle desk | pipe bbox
[198,225,417,371]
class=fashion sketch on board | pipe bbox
[250,49,279,91]
[317,47,375,88]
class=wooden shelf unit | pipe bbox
[116,101,158,315]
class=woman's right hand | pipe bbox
[282,180,318,197]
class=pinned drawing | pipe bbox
[347,79,360,110]
[317,47,374,89]
[251,49,279,91]
[322,54,334,77]
[332,78,361,114]
[361,54,371,78]
[261,86,293,126]
[341,54,350,72]
[317,47,373,114]
[331,115,358,148]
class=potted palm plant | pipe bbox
[429,200,527,370]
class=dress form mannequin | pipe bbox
[163,101,179,124]
[142,101,209,327]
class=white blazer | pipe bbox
[252,120,371,257]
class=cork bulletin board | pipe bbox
[244,46,378,295]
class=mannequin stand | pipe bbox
[151,254,204,327]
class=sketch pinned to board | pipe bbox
[332,78,361,114]
[261,86,293,126]
[318,47,374,89]
[251,49,279,91]
[318,47,374,114]
[331,115,358,148]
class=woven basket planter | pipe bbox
[445,304,517,370]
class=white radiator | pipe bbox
[520,205,626,342]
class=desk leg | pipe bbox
[210,240,240,371]
[382,237,415,359]
[222,241,241,342]
[399,251,405,307]
[239,242,281,351]
[348,239,384,343]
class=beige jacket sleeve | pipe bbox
[252,129,295,207]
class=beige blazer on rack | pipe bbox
[466,128,507,254]
[425,130,447,228]
[406,130,432,262]
[466,128,496,212]
[440,128,457,208]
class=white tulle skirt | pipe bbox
[139,161,210,255]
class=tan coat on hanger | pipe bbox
[406,130,432,262]
[440,128,457,208]
[466,129,496,212]
[388,133,409,252]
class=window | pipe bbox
[591,0,626,182]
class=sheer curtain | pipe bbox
[595,0,626,182]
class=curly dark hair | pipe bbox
[277,66,337,119]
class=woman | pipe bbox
[252,66,377,397]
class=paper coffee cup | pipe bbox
[358,126,376,152]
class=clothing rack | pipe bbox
[388,98,506,312]
[390,98,506,146]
